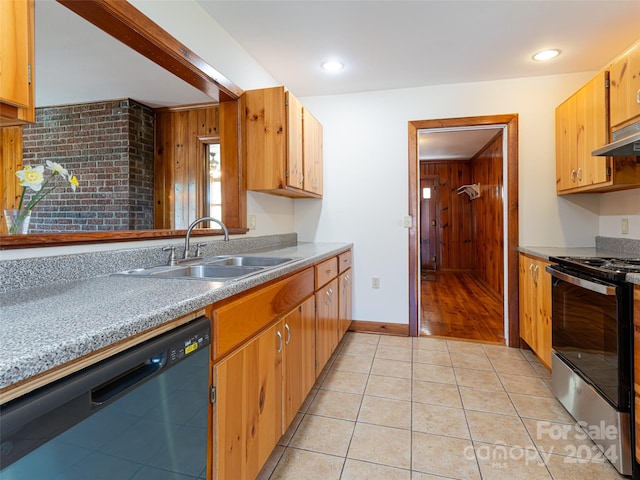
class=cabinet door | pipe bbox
[534,258,552,369]
[315,277,339,376]
[214,321,283,480]
[519,255,537,350]
[0,0,35,124]
[286,91,304,190]
[303,108,323,196]
[610,43,640,128]
[283,296,316,427]
[338,269,353,341]
[555,93,578,192]
[243,87,288,192]
[555,72,609,192]
[577,72,609,187]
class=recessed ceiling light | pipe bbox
[321,60,344,72]
[532,49,560,61]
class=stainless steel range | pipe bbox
[546,256,637,476]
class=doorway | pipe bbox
[407,115,520,347]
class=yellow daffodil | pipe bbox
[46,160,70,180]
[69,175,79,192]
[16,165,45,191]
[8,162,80,234]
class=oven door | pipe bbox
[547,265,631,411]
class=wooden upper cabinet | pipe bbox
[242,86,323,198]
[609,41,640,129]
[0,0,35,125]
[303,109,323,196]
[555,71,639,194]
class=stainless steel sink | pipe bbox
[151,264,262,279]
[116,255,299,281]
[205,256,295,267]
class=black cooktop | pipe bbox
[550,256,640,281]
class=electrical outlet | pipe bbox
[621,218,629,235]
[248,214,256,230]
[403,215,413,228]
[371,276,380,289]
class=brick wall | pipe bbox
[21,99,155,232]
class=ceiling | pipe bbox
[36,0,640,160]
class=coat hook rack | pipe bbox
[456,183,481,200]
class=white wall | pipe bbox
[599,189,640,238]
[297,73,608,324]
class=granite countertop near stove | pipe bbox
[0,242,352,392]
[519,236,640,286]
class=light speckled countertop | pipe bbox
[518,245,640,285]
[0,242,351,391]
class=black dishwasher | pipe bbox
[0,316,211,480]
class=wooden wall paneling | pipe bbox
[419,161,472,270]
[220,100,242,228]
[471,132,504,298]
[0,126,23,234]
[186,110,199,225]
[155,105,226,230]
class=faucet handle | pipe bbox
[162,246,178,266]
[195,242,206,258]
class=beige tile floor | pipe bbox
[257,332,628,480]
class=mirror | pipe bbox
[1,0,244,247]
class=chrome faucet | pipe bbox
[184,217,229,259]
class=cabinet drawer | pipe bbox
[212,267,314,360]
[338,250,352,273]
[315,257,338,288]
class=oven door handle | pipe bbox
[545,266,616,296]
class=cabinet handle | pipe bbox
[284,323,291,345]
[636,88,640,105]
[577,167,582,182]
[533,265,539,282]
[570,169,577,183]
[276,330,283,353]
[529,264,534,277]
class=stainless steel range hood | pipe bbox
[592,120,640,156]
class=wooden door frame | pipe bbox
[408,115,519,346]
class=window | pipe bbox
[207,143,222,221]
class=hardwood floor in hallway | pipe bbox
[420,271,505,344]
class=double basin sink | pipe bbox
[118,255,298,282]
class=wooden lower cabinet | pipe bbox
[210,251,353,479]
[214,320,283,480]
[339,268,353,339]
[315,277,339,375]
[283,296,316,427]
[519,253,552,369]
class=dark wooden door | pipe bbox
[420,176,438,274]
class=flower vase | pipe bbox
[4,209,32,235]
